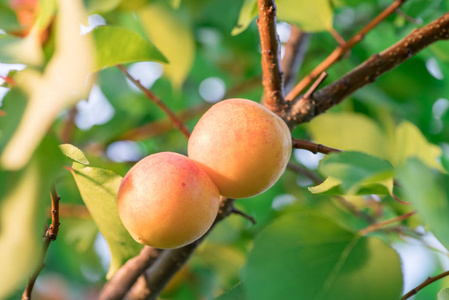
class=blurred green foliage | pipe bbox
[0,0,449,299]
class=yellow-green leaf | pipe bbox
[308,112,387,159]
[391,121,443,170]
[70,165,143,278]
[1,0,94,170]
[139,3,195,90]
[59,144,90,165]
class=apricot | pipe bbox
[117,152,220,249]
[188,98,292,199]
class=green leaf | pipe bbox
[439,288,449,300]
[0,29,43,65]
[85,0,122,13]
[0,136,64,299]
[90,26,168,71]
[391,121,443,170]
[216,282,246,300]
[244,212,403,300]
[0,4,20,31]
[308,176,343,195]
[139,3,195,90]
[0,0,94,170]
[59,144,90,165]
[69,165,143,278]
[0,88,27,152]
[232,0,334,35]
[397,158,449,250]
[308,113,388,159]
[314,151,394,195]
[231,0,258,36]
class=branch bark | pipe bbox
[401,270,449,299]
[285,12,449,126]
[256,0,286,114]
[285,0,408,102]
[292,139,342,155]
[99,247,164,300]
[22,186,60,300]
[125,197,235,300]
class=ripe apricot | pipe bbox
[117,152,220,249]
[188,98,292,199]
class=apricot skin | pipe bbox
[117,152,220,249]
[188,98,292,199]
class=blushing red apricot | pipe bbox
[117,152,220,249]
[188,98,292,199]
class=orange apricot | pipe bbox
[117,152,220,249]
[188,98,292,199]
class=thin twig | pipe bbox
[285,0,408,102]
[329,27,346,47]
[256,0,285,114]
[285,11,449,126]
[401,270,449,299]
[231,207,256,225]
[391,194,411,205]
[359,211,416,236]
[287,162,322,185]
[292,139,342,155]
[59,107,78,144]
[302,72,328,100]
[395,8,422,25]
[116,64,191,139]
[22,186,61,300]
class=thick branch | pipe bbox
[292,139,342,155]
[22,186,60,300]
[256,0,285,113]
[117,64,191,139]
[401,270,449,299]
[286,12,449,125]
[126,197,235,300]
[99,247,164,300]
[285,0,408,102]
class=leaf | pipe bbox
[391,121,443,170]
[308,113,388,160]
[277,0,333,32]
[439,288,449,300]
[0,4,20,31]
[0,88,27,151]
[231,0,258,36]
[85,0,123,13]
[70,165,143,278]
[397,158,449,250]
[0,0,94,170]
[0,27,44,65]
[0,137,64,299]
[59,144,90,165]
[139,3,195,89]
[308,176,343,195]
[216,282,246,300]
[312,151,394,195]
[244,212,403,300]
[232,0,334,35]
[90,26,168,71]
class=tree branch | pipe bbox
[292,139,342,155]
[285,0,408,102]
[256,0,285,114]
[281,26,310,92]
[22,186,60,300]
[116,64,191,139]
[99,247,164,300]
[359,210,416,236]
[401,270,449,299]
[125,197,235,300]
[286,12,449,125]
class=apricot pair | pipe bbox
[117,99,291,249]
